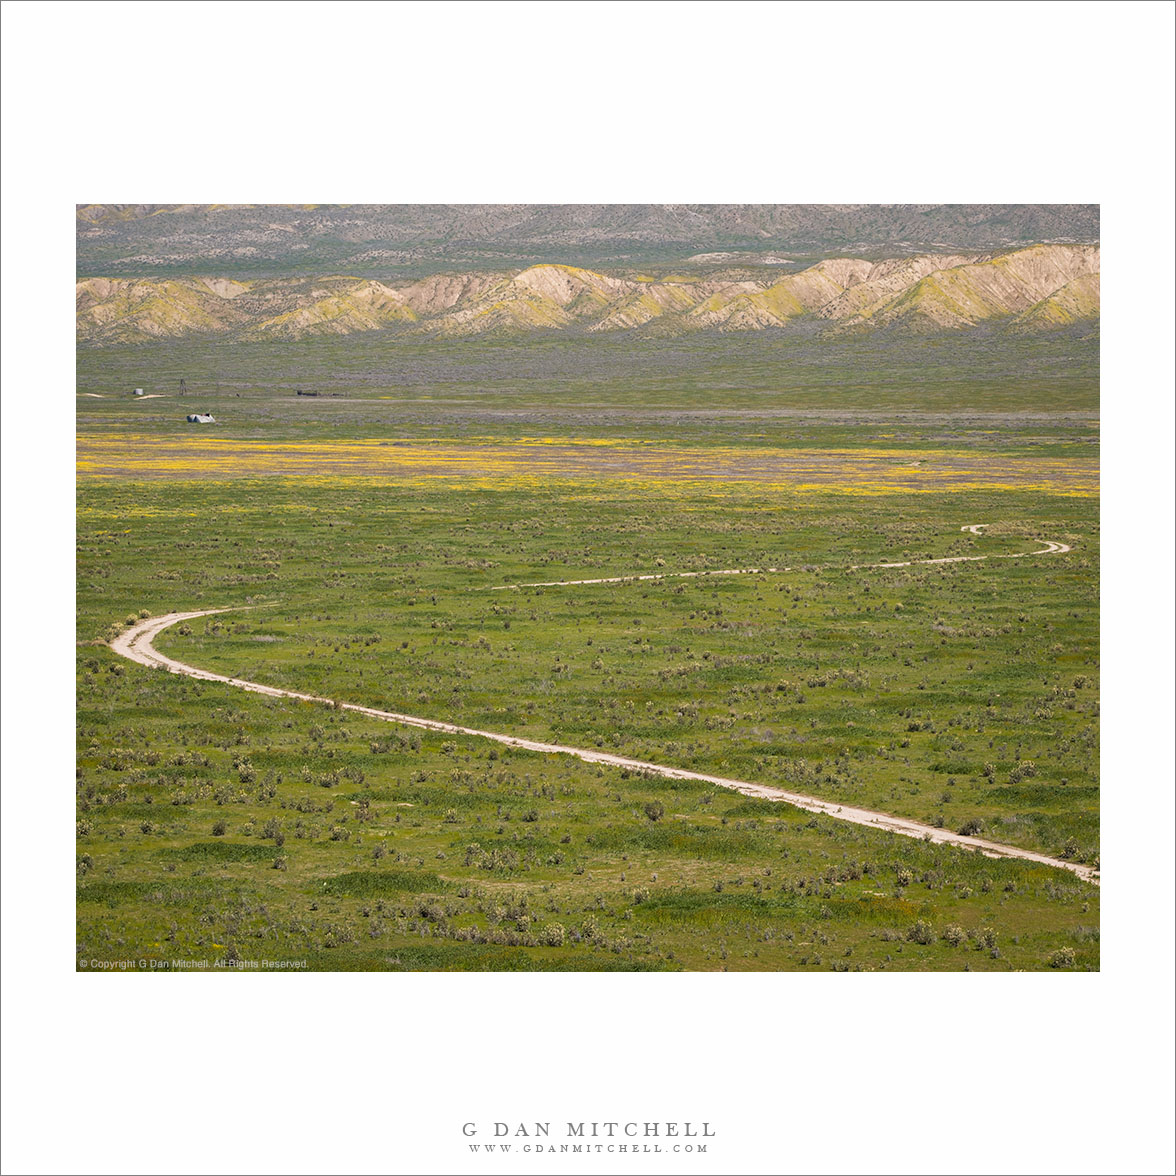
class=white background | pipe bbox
[2,2,1173,1173]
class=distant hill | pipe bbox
[76,204,1099,278]
[77,244,1099,345]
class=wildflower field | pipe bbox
[76,332,1100,971]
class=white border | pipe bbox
[3,2,1173,1174]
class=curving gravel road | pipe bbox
[108,525,1096,885]
[484,525,1071,589]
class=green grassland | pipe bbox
[76,330,1099,455]
[77,469,1099,971]
[77,328,1099,971]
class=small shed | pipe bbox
[133,388,145,396]
[186,413,216,424]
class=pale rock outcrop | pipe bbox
[76,244,1100,344]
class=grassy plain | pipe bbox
[76,330,1099,448]
[76,333,1100,971]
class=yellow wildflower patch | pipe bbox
[76,433,1099,494]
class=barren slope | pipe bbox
[77,245,1100,344]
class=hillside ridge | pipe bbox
[76,244,1100,345]
[76,203,1100,277]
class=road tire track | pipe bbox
[482,524,1071,589]
[109,522,1096,885]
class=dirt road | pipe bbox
[486,525,1072,589]
[109,522,1097,885]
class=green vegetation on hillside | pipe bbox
[75,203,1101,279]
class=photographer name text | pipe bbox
[463,1122,713,1154]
